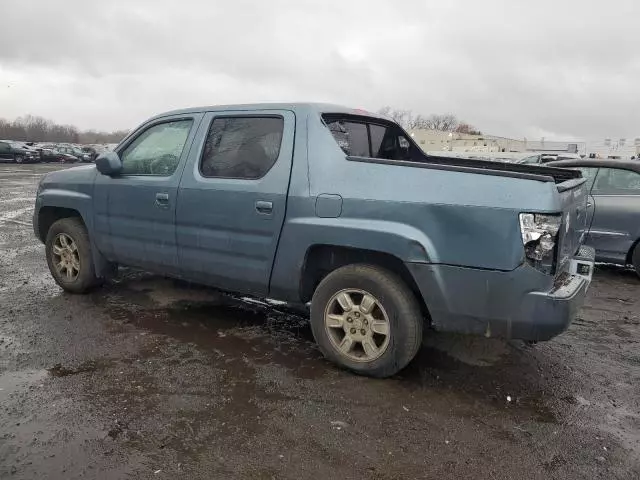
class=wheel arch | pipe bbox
[37,206,84,243]
[36,197,113,279]
[626,236,640,265]
[299,244,429,318]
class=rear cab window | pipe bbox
[322,114,424,162]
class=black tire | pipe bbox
[632,243,640,278]
[15,155,24,164]
[45,217,101,293]
[310,264,423,378]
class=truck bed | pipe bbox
[348,154,582,185]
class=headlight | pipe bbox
[519,213,561,274]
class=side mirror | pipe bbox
[96,151,123,176]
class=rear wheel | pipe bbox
[45,218,101,293]
[310,264,423,378]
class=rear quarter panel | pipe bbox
[269,110,564,301]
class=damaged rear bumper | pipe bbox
[407,247,594,341]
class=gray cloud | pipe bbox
[0,0,638,140]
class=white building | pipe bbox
[409,128,640,159]
[585,138,640,159]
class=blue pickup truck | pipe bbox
[33,103,594,377]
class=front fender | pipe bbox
[37,188,94,234]
[35,188,112,279]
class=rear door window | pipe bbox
[200,116,284,179]
[574,167,599,190]
[592,168,640,195]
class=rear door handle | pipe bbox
[155,192,170,208]
[255,200,273,214]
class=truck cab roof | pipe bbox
[151,103,387,122]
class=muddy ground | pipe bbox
[0,163,639,479]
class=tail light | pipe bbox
[519,213,561,275]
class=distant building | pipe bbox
[585,138,640,159]
[409,129,530,153]
[408,130,525,153]
[409,129,639,159]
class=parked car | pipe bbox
[33,103,594,377]
[50,145,84,163]
[519,153,582,165]
[15,142,43,162]
[55,145,92,162]
[39,148,65,163]
[0,141,39,163]
[81,146,99,162]
[546,159,640,275]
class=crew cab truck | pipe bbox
[33,103,595,378]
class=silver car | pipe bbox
[547,159,640,275]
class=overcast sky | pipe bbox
[1,0,638,141]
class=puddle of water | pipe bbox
[0,196,35,204]
[97,277,322,380]
[94,274,563,431]
[47,359,108,378]
[398,344,559,424]
[0,369,48,397]
[423,331,510,367]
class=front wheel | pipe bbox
[45,217,101,293]
[15,155,24,164]
[310,264,423,378]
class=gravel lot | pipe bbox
[1,164,639,479]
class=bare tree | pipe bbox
[377,107,474,133]
[455,122,482,135]
[377,107,414,129]
[422,114,459,132]
[0,115,128,144]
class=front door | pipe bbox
[94,115,201,274]
[176,110,295,296]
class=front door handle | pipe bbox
[255,200,273,214]
[155,192,170,209]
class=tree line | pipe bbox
[0,115,128,145]
[377,107,482,135]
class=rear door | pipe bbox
[176,110,295,296]
[587,167,640,263]
[94,114,201,273]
